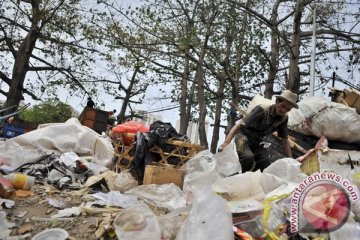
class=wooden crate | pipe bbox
[149,139,204,166]
[143,164,185,189]
[112,137,135,172]
[112,134,203,173]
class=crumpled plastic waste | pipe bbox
[113,203,162,240]
[89,191,140,208]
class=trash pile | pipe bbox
[1,91,360,240]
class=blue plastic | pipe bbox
[2,124,24,138]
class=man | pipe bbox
[220,89,299,172]
[86,97,95,108]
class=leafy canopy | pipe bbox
[19,99,72,125]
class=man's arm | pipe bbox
[282,137,293,158]
[220,121,243,149]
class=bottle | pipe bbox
[4,173,35,190]
[0,176,16,198]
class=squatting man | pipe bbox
[220,90,299,172]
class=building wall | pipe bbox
[175,119,209,144]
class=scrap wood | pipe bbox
[82,207,123,215]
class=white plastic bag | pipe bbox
[113,203,161,240]
[212,170,265,201]
[183,150,223,193]
[215,140,241,176]
[175,187,233,240]
[157,207,190,240]
[125,183,186,211]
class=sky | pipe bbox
[1,0,359,148]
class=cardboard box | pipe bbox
[143,164,185,189]
[344,89,360,114]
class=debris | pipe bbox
[125,183,186,211]
[176,187,234,240]
[81,206,122,215]
[143,163,185,188]
[95,213,113,239]
[32,228,69,240]
[16,223,33,234]
[0,175,16,199]
[0,211,16,239]
[5,173,36,190]
[113,203,161,240]
[0,198,15,208]
[48,197,73,209]
[15,189,34,197]
[89,191,139,208]
[51,206,82,218]
[15,211,27,218]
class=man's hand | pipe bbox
[219,141,229,151]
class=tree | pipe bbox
[19,98,72,125]
[0,0,109,115]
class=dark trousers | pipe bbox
[236,139,270,172]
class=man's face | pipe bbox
[275,100,293,116]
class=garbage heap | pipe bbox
[0,91,360,240]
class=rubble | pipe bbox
[0,93,359,240]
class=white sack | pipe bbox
[2,118,113,168]
[316,148,360,180]
[288,96,360,143]
[247,94,272,113]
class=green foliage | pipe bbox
[19,99,72,125]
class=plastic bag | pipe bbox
[112,121,149,134]
[125,183,186,211]
[215,140,241,176]
[113,203,161,240]
[183,150,223,193]
[175,187,233,240]
[157,207,190,240]
[212,170,265,202]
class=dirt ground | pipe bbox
[3,183,115,240]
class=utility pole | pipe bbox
[309,2,316,97]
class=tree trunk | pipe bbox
[210,76,226,153]
[264,0,281,99]
[4,2,41,115]
[197,34,210,149]
[288,0,304,94]
[227,0,251,131]
[179,45,191,135]
[210,25,233,153]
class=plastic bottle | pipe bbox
[4,173,35,190]
[0,176,16,198]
